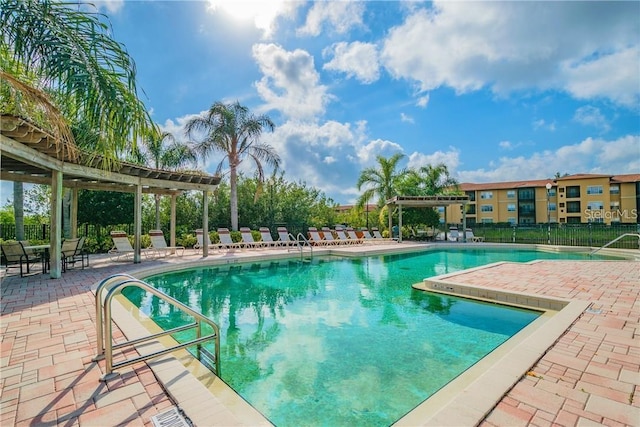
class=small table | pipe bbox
[23,244,50,273]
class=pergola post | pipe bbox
[134,184,142,263]
[50,170,63,279]
[170,194,177,254]
[71,188,78,238]
[462,203,467,242]
[398,204,403,242]
[202,190,209,258]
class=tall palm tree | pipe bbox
[356,153,407,208]
[1,0,152,163]
[404,163,459,195]
[185,101,280,231]
[138,127,197,229]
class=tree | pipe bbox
[1,0,152,163]
[398,163,459,196]
[186,101,280,231]
[137,127,196,229]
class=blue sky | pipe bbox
[3,0,640,205]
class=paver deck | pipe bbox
[1,245,638,426]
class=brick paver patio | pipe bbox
[1,247,638,426]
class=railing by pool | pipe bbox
[93,273,220,382]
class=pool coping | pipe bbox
[100,244,626,426]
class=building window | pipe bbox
[610,185,620,195]
[567,201,581,213]
[480,191,493,199]
[507,203,516,212]
[549,203,557,212]
[587,201,604,210]
[547,188,556,196]
[559,202,565,208]
[610,201,620,209]
[586,185,603,195]
[466,191,476,201]
[481,205,493,212]
[518,188,535,200]
[506,190,515,199]
[566,186,580,198]
[507,217,517,225]
[481,218,493,224]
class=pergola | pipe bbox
[385,195,470,242]
[1,115,221,278]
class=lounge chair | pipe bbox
[277,226,297,247]
[335,227,359,245]
[321,227,346,245]
[345,227,365,244]
[447,227,459,242]
[308,227,339,246]
[465,228,485,243]
[217,228,245,250]
[259,227,280,248]
[371,227,396,243]
[1,241,45,277]
[239,227,264,249]
[61,238,80,271]
[109,231,153,261]
[194,229,218,252]
[149,230,185,256]
[68,236,89,269]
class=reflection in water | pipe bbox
[124,250,563,426]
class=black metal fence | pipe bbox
[2,222,639,250]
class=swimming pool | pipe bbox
[127,248,610,426]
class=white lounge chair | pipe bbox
[335,226,359,245]
[239,227,264,249]
[149,230,185,256]
[447,227,459,242]
[465,228,485,242]
[308,227,339,246]
[277,227,296,247]
[259,227,280,248]
[194,229,217,252]
[345,227,365,244]
[371,227,396,243]
[109,230,153,261]
[217,228,245,250]
[322,227,347,245]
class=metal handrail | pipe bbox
[93,273,220,382]
[295,232,313,260]
[589,233,640,256]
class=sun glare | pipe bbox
[207,0,287,32]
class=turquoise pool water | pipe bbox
[127,249,603,426]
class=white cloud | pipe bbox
[573,106,611,133]
[297,1,365,37]
[416,94,430,108]
[380,1,640,107]
[499,141,513,150]
[458,135,640,183]
[252,43,332,120]
[206,0,300,38]
[407,148,461,172]
[400,113,414,124]
[85,0,124,14]
[532,119,556,132]
[323,42,380,84]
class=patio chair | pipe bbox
[465,228,485,243]
[194,229,218,252]
[259,227,280,248]
[334,227,359,245]
[1,241,45,277]
[239,227,264,249]
[109,231,153,261]
[308,227,339,246]
[346,227,366,244]
[371,227,396,243]
[68,236,89,269]
[61,238,80,271]
[447,227,460,242]
[217,228,245,250]
[149,230,185,256]
[277,227,297,247]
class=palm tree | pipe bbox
[356,153,407,208]
[185,101,280,231]
[1,0,152,163]
[356,153,407,232]
[406,163,459,195]
[138,127,197,229]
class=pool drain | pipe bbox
[150,407,190,427]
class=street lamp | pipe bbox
[545,182,552,245]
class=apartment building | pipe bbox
[444,173,640,225]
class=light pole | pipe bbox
[545,182,552,245]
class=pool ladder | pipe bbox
[93,273,221,382]
[297,233,313,260]
[589,233,640,256]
